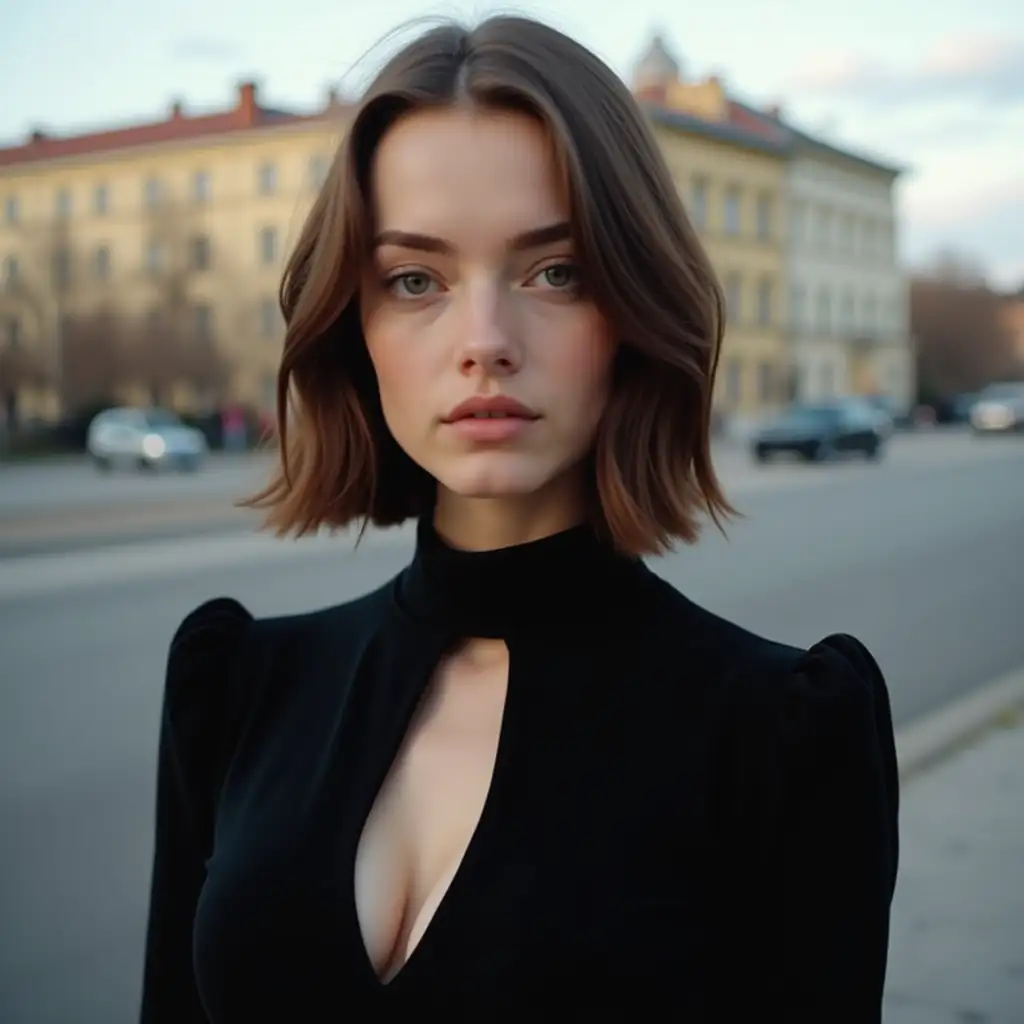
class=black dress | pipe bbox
[140,518,899,1022]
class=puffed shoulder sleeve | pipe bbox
[731,634,899,1022]
[140,598,253,1024]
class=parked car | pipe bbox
[969,382,1024,435]
[751,399,886,463]
[86,407,208,472]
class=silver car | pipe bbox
[970,382,1024,434]
[86,407,208,472]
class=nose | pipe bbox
[456,284,520,378]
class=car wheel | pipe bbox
[92,454,112,473]
[865,440,883,460]
[811,440,834,462]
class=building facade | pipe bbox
[777,126,914,409]
[1,39,914,430]
[634,38,791,426]
[0,83,343,425]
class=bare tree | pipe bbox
[60,308,131,411]
[126,191,230,409]
[911,272,1016,396]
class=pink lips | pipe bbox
[442,395,540,443]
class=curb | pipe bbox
[895,665,1024,781]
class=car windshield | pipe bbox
[142,409,184,429]
[776,405,839,427]
[980,383,1024,401]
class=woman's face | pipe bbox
[361,106,616,512]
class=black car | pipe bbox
[751,400,885,463]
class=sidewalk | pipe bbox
[885,706,1024,1023]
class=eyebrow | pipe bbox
[373,221,571,255]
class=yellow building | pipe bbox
[0,82,346,425]
[0,59,790,429]
[633,36,790,423]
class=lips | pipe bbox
[443,396,540,423]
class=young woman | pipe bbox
[141,16,898,1022]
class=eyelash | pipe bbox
[383,261,582,299]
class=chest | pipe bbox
[353,644,509,977]
[195,633,741,1014]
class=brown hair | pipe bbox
[244,15,735,556]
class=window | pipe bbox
[94,184,109,215]
[789,285,805,334]
[190,234,211,271]
[690,177,708,229]
[725,358,742,406]
[2,255,18,289]
[756,277,773,327]
[815,288,832,336]
[55,188,72,219]
[259,227,278,265]
[4,315,21,349]
[725,272,742,323]
[144,177,162,209]
[724,187,741,235]
[260,297,279,338]
[820,363,835,397]
[257,162,277,196]
[193,171,211,204]
[755,192,772,240]
[52,248,71,289]
[309,155,329,189]
[790,202,805,245]
[94,245,111,282]
[861,293,878,335]
[816,208,832,249]
[841,291,855,334]
[2,196,18,224]
[757,361,774,403]
[193,304,214,343]
[145,239,164,275]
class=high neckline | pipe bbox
[395,516,649,639]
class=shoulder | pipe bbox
[164,584,394,709]
[644,575,890,724]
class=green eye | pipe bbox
[385,272,430,296]
[536,263,579,289]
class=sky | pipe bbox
[2,0,1022,288]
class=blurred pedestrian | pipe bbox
[140,16,898,1022]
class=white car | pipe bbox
[86,407,208,472]
[970,382,1024,434]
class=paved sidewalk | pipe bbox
[885,709,1024,1023]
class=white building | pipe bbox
[777,125,915,410]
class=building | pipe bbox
[0,82,344,426]
[632,36,791,427]
[1,38,912,430]
[633,33,915,418]
[763,113,914,408]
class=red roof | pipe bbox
[0,83,339,170]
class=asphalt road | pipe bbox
[1,431,1023,1023]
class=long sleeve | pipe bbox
[728,633,899,1022]
[139,598,253,1024]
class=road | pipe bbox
[1,431,1023,1022]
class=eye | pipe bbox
[529,262,581,291]
[386,272,438,298]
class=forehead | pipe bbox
[369,106,569,243]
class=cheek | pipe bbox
[549,323,616,419]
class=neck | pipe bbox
[433,473,588,552]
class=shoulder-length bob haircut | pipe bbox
[245,15,735,556]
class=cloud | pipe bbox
[786,35,1024,107]
[170,36,241,63]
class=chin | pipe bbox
[434,453,556,499]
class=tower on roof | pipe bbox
[632,31,681,93]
